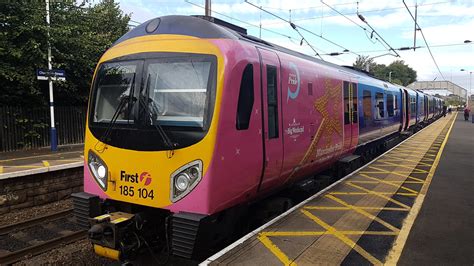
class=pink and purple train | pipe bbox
[72,15,444,261]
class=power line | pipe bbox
[403,0,446,81]
[354,42,473,54]
[356,12,400,57]
[245,0,360,57]
[185,0,297,41]
[264,1,450,26]
[320,1,391,53]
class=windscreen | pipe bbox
[145,60,212,127]
[93,62,137,124]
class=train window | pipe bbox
[387,94,394,117]
[236,64,254,130]
[93,62,138,123]
[375,92,384,119]
[267,65,279,139]
[362,90,372,127]
[344,82,350,125]
[410,97,416,117]
[351,83,358,123]
[308,82,313,96]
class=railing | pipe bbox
[0,106,87,152]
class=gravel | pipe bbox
[0,199,73,227]
[13,239,115,266]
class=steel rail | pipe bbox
[0,208,74,235]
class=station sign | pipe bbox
[36,69,66,81]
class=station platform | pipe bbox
[202,112,473,265]
[0,145,83,180]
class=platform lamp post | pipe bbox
[46,0,57,151]
[460,69,472,108]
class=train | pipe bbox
[72,15,444,262]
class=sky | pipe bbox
[110,0,473,94]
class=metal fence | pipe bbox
[0,106,87,152]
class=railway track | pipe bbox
[0,208,87,265]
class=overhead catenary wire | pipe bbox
[184,0,348,62]
[356,12,400,58]
[264,1,450,26]
[402,0,446,81]
[245,0,360,57]
[185,0,297,41]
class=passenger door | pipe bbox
[343,81,359,150]
[257,48,283,191]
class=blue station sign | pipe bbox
[36,69,66,81]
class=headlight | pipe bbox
[170,160,202,202]
[88,150,108,191]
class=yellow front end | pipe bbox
[84,34,224,209]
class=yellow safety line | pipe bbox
[385,114,456,265]
[362,166,426,181]
[262,231,398,237]
[346,182,411,210]
[262,231,326,237]
[359,174,419,194]
[325,195,400,233]
[0,166,3,173]
[2,165,44,169]
[350,180,424,184]
[42,160,50,167]
[304,206,409,211]
[258,234,294,266]
[372,161,429,174]
[329,191,417,196]
[379,158,433,167]
[301,209,383,265]
[0,150,82,163]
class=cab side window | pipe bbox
[236,64,254,130]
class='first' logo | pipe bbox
[140,172,152,186]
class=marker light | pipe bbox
[170,160,203,202]
[88,150,108,191]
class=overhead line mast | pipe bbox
[402,0,445,81]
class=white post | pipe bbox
[46,0,57,151]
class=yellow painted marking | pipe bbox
[304,206,409,211]
[329,191,417,197]
[42,160,50,167]
[325,195,400,233]
[258,234,294,266]
[350,180,424,184]
[261,231,398,237]
[379,158,432,167]
[346,182,411,210]
[2,165,44,169]
[0,166,3,173]
[372,161,429,173]
[262,231,326,237]
[361,166,426,182]
[386,114,456,264]
[301,209,382,265]
[359,173,419,194]
[0,150,82,163]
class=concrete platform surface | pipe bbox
[398,113,474,265]
[202,113,466,265]
[0,145,83,179]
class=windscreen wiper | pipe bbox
[95,95,135,153]
[139,95,178,152]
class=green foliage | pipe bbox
[353,56,417,86]
[0,0,130,106]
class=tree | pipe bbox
[0,0,130,106]
[352,56,417,86]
